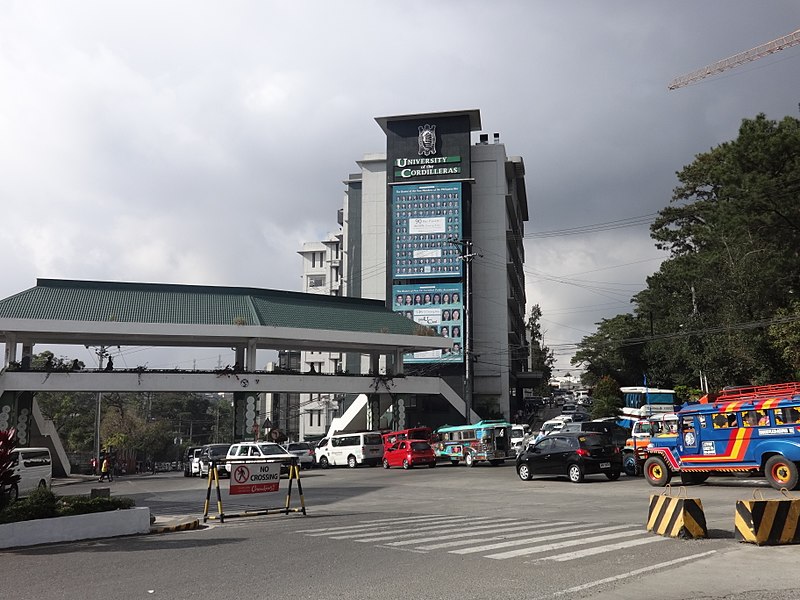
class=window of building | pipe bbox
[308,275,325,288]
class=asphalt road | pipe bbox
[2,462,798,600]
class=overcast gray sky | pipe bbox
[2,1,799,372]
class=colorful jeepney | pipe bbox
[644,383,800,490]
[434,420,513,467]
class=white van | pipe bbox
[316,432,384,468]
[7,447,52,501]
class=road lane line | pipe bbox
[535,550,718,598]
[299,514,469,535]
[337,518,518,541]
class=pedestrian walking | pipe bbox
[90,457,97,476]
[98,456,111,482]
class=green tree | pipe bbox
[527,304,555,394]
[575,113,800,389]
[590,375,623,419]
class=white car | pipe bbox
[225,442,295,473]
[510,424,530,456]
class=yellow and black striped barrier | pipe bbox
[735,489,800,546]
[647,485,707,539]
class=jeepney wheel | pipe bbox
[464,452,475,467]
[623,454,638,477]
[382,458,390,469]
[644,456,671,487]
[517,463,532,481]
[765,455,800,490]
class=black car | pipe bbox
[516,431,622,483]
[198,443,232,478]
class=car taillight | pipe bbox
[576,448,590,457]
[308,449,314,456]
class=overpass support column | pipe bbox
[245,339,257,372]
[3,333,17,368]
[235,346,245,370]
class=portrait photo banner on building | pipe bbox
[393,282,463,364]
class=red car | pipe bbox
[382,439,437,469]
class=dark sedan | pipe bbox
[516,431,622,483]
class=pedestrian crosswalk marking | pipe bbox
[340,518,520,542]
[300,515,662,564]
[485,528,644,559]
[538,535,664,562]
[299,514,472,536]
[398,521,580,549]
[451,524,633,555]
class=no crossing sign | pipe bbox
[229,461,282,495]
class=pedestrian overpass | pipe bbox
[0,279,478,476]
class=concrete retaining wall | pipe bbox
[0,506,151,549]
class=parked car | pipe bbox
[199,443,233,478]
[183,446,202,477]
[382,439,437,469]
[516,431,622,483]
[4,448,52,501]
[225,442,295,473]
[285,442,316,470]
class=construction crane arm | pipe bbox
[669,28,800,90]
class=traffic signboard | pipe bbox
[229,461,281,495]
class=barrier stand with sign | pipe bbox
[203,457,306,523]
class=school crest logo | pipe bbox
[418,124,436,156]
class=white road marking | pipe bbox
[486,528,645,559]
[298,514,469,535]
[400,522,580,549]
[450,524,634,555]
[335,517,518,541]
[537,535,664,561]
[536,550,718,598]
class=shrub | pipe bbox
[0,489,135,524]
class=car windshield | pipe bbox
[288,443,309,451]
[410,441,430,451]
[208,446,229,457]
[258,444,288,455]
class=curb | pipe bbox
[149,518,201,535]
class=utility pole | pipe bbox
[450,237,478,424]
[93,345,109,472]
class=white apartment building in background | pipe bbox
[295,231,344,440]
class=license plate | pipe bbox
[599,462,611,469]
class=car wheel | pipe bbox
[644,456,672,487]
[623,454,638,477]
[605,470,621,481]
[9,483,19,503]
[347,455,357,469]
[465,453,475,467]
[765,455,800,490]
[568,463,584,483]
[38,479,48,490]
[319,456,329,469]
[382,458,390,469]
[402,459,410,470]
[518,463,532,481]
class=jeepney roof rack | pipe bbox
[699,382,800,406]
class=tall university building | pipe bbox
[273,109,530,441]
